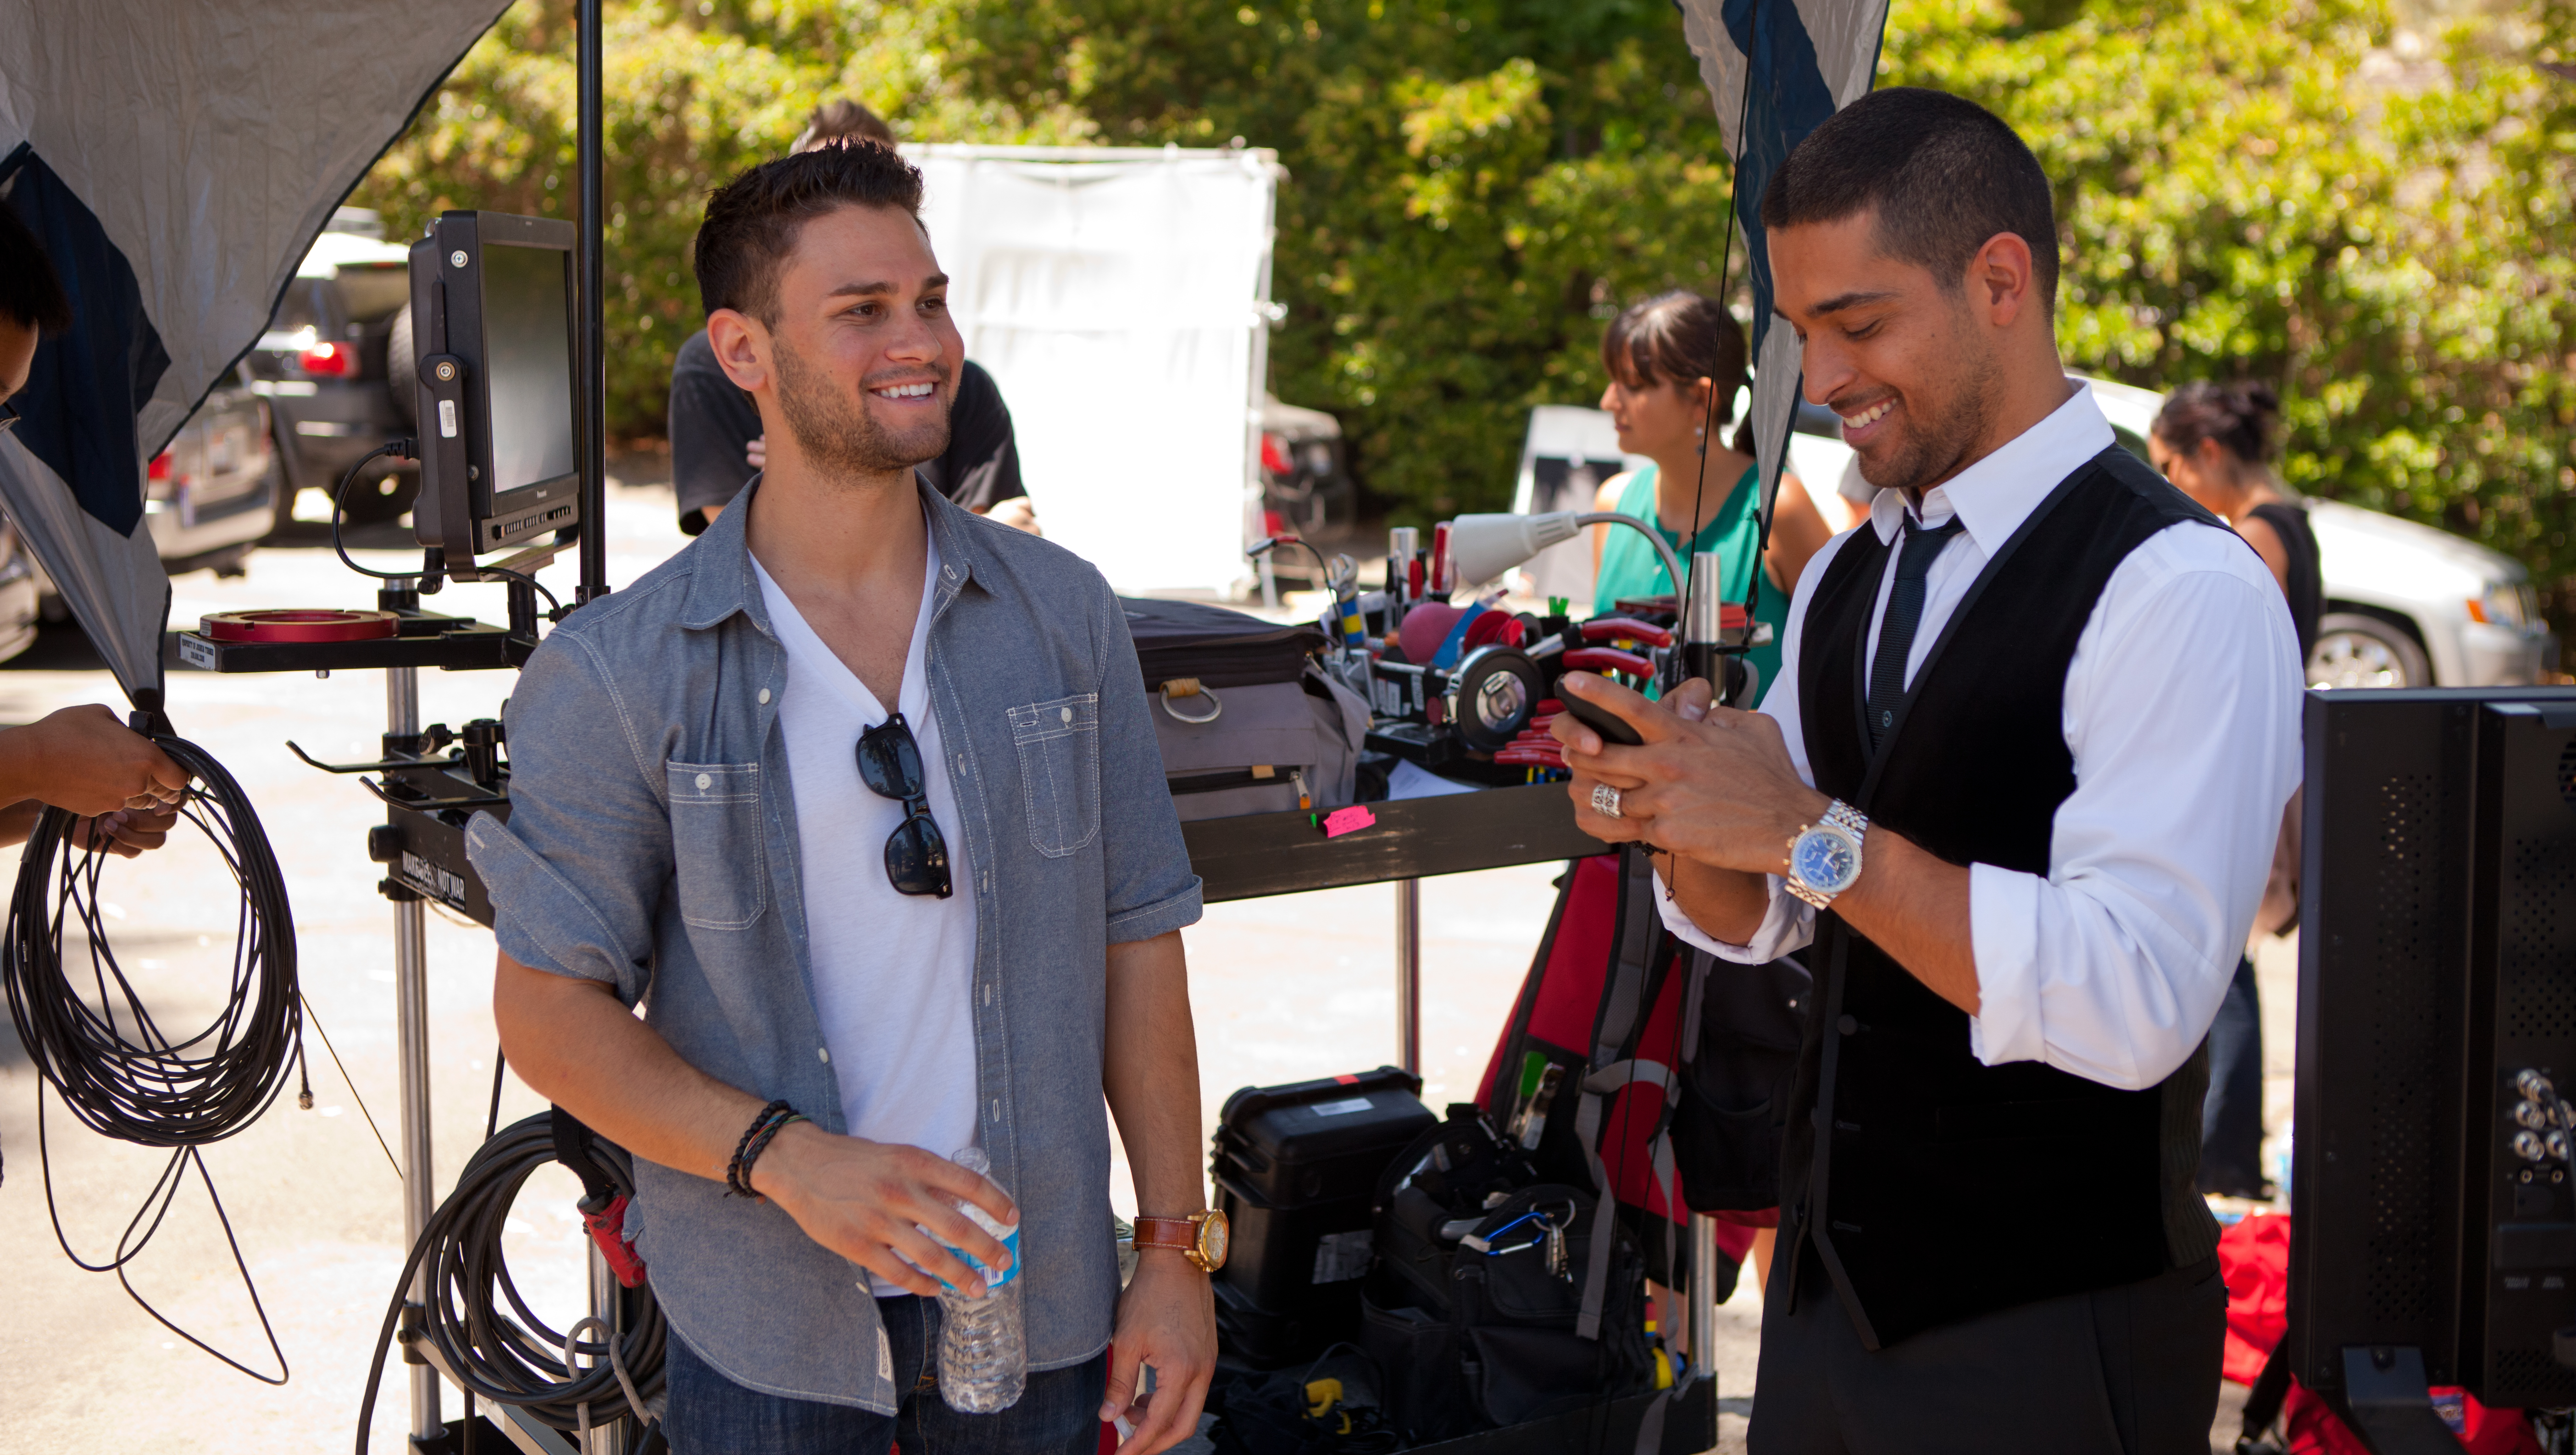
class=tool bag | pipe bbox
[1359,1108,1655,1444]
[1121,597,1368,821]
[1206,1344,1403,1455]
[1473,850,1804,1288]
[1666,944,1810,1215]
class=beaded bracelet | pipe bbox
[725,1100,799,1199]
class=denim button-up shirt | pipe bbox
[466,480,1204,1411]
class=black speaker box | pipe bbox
[2290,688,2576,1414]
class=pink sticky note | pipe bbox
[1322,805,1377,838]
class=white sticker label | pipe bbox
[438,398,459,438]
[1310,1096,1372,1117]
[1312,1229,1373,1284]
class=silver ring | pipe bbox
[1591,783,1623,819]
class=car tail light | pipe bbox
[299,341,352,377]
[1260,432,1292,475]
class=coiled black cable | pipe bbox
[1,732,305,1380]
[8,736,300,1141]
[355,1111,666,1451]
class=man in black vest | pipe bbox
[1551,89,2303,1452]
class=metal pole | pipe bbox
[574,0,608,605]
[389,665,442,1441]
[587,1245,628,1455]
[1688,1213,1720,1378]
[1393,879,1421,1076]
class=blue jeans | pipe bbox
[2197,956,2265,1198]
[664,1295,1107,1455]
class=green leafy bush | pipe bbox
[1896,0,2576,613]
[354,0,2576,620]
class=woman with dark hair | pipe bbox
[2149,382,2321,652]
[1589,290,1832,699]
[2149,380,2317,1201]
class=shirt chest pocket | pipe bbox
[666,761,769,929]
[1007,694,1100,858]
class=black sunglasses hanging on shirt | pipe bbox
[856,711,953,899]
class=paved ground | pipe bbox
[0,466,2286,1454]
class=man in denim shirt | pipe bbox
[474,142,1215,1455]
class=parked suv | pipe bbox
[22,361,277,623]
[149,363,278,573]
[2076,376,2555,689]
[245,206,416,526]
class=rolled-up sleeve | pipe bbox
[1966,553,2302,1088]
[1087,572,1204,944]
[466,627,672,1006]
[1655,868,1814,963]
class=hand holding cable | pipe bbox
[0,703,189,815]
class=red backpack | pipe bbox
[1473,850,1799,1283]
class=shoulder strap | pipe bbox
[2234,1340,2293,1455]
[1571,844,1683,1340]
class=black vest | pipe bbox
[1781,447,2223,1349]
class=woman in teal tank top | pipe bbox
[1587,291,1832,704]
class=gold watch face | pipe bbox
[1195,1210,1230,1270]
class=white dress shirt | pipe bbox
[1658,383,2304,1091]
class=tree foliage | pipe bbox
[353,0,2576,612]
[1895,0,2576,612]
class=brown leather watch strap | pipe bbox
[1131,1216,1198,1253]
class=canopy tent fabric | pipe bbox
[1676,0,1891,588]
[0,0,509,712]
[904,144,1280,599]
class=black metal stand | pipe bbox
[2335,1346,2472,1455]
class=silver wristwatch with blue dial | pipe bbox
[1784,800,1870,909]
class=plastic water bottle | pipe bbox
[937,1146,1026,1413]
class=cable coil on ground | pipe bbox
[356,1110,666,1451]
[1,730,305,1380]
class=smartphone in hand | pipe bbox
[1560,692,1644,747]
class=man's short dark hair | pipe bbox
[1760,87,2059,312]
[694,143,925,325]
[0,205,74,333]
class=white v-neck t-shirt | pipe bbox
[751,533,980,1295]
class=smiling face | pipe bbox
[714,202,960,480]
[1770,209,2016,495]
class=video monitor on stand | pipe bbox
[408,211,581,576]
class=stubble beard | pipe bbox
[1856,308,2001,498]
[772,334,952,481]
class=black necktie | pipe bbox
[1866,514,1966,749]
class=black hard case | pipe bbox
[1210,1067,1435,1361]
[1213,1066,1437,1205]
